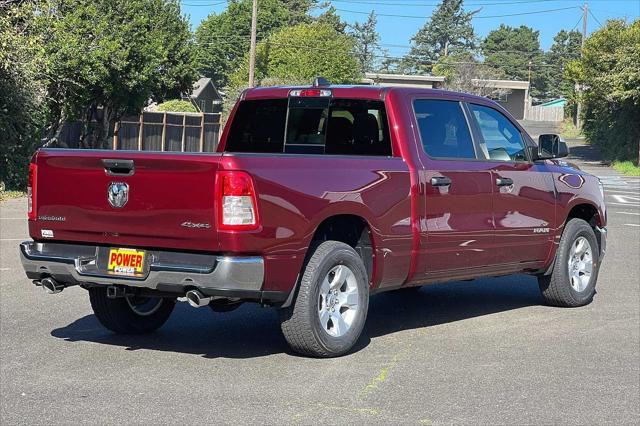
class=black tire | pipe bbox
[89,287,176,334]
[279,241,369,358]
[538,218,600,307]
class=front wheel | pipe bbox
[538,218,600,307]
[89,287,176,334]
[279,241,369,357]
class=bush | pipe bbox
[566,20,640,163]
[156,100,198,113]
[0,6,46,190]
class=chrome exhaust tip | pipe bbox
[185,290,211,308]
[41,277,64,294]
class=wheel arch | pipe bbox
[281,213,378,308]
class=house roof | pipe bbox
[540,98,566,107]
[190,77,221,100]
[471,79,530,90]
[364,72,446,83]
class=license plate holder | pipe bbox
[107,248,146,277]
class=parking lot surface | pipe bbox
[1,143,639,424]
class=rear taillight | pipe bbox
[216,171,260,230]
[27,163,37,220]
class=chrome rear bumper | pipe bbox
[20,241,264,293]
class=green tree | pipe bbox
[0,2,46,189]
[316,5,348,34]
[544,29,582,101]
[194,0,318,88]
[39,0,197,149]
[403,0,477,73]
[230,23,360,87]
[481,24,545,98]
[566,20,640,163]
[350,11,381,73]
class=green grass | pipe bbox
[0,190,26,202]
[613,161,640,176]
[559,119,582,139]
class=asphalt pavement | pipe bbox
[1,142,639,424]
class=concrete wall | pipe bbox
[498,89,526,120]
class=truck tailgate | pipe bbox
[30,149,222,252]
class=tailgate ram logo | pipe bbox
[108,182,129,208]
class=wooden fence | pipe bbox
[525,105,564,122]
[113,112,221,152]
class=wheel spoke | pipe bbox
[320,277,330,295]
[331,312,348,336]
[339,289,358,308]
[575,238,587,256]
[330,265,347,290]
[319,309,331,329]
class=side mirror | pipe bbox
[537,134,569,159]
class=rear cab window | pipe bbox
[225,94,392,157]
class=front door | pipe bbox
[411,98,495,279]
[466,103,556,266]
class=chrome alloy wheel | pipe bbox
[567,236,593,292]
[125,296,164,317]
[317,265,359,337]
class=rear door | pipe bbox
[33,150,222,252]
[466,102,556,265]
[411,98,495,278]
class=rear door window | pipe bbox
[225,96,392,156]
[413,99,476,159]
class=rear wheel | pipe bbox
[538,218,600,307]
[279,241,369,357]
[89,287,176,334]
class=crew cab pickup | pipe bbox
[20,83,607,357]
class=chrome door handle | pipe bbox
[496,177,513,187]
[430,176,452,187]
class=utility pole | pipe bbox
[248,0,258,87]
[576,2,588,130]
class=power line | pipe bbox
[334,6,579,19]
[195,38,568,69]
[571,14,583,31]
[328,0,563,6]
[588,9,605,28]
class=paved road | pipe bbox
[1,145,639,424]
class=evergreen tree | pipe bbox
[482,24,545,98]
[545,29,582,100]
[316,6,348,34]
[402,0,477,73]
[350,11,381,74]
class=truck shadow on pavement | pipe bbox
[51,274,544,359]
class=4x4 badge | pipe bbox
[108,182,129,208]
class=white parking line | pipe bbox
[608,202,640,207]
[624,223,640,227]
[0,218,24,220]
[615,211,640,216]
[612,195,640,203]
[0,239,24,242]
[605,189,640,195]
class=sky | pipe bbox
[180,0,640,58]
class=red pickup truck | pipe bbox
[20,83,607,357]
